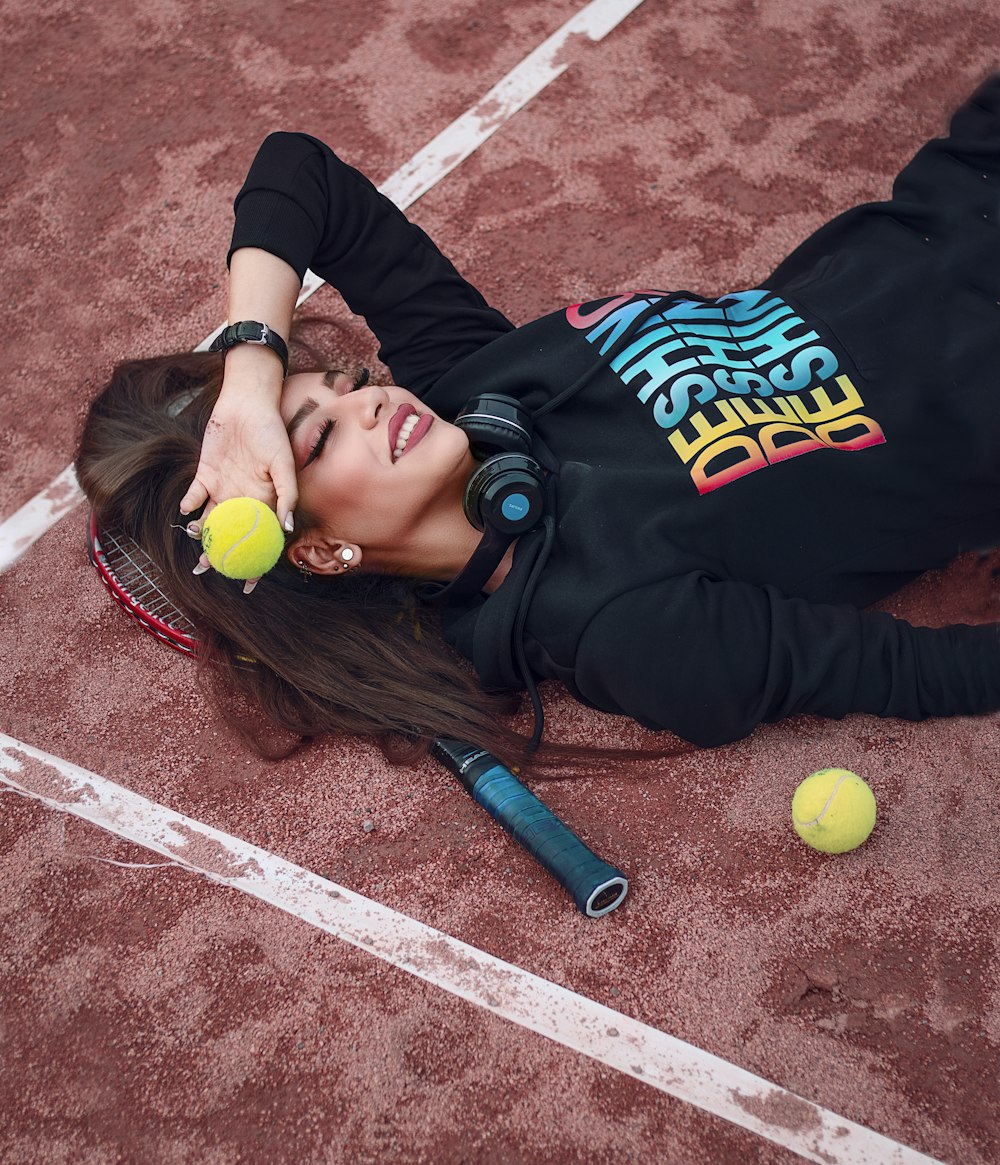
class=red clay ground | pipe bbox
[2,1,1000,1162]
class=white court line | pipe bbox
[0,733,944,1165]
[0,0,647,574]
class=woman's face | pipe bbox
[279,370,475,562]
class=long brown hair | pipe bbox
[75,340,690,773]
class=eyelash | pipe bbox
[305,369,371,465]
[306,419,333,466]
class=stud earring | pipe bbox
[340,548,355,563]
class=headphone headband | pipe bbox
[455,393,535,460]
[456,408,531,442]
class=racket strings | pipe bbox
[92,522,198,652]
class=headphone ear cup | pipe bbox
[455,394,533,459]
[463,453,546,535]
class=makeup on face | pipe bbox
[279,369,479,574]
[287,371,378,470]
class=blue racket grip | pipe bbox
[432,739,628,917]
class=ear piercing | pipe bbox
[297,549,355,581]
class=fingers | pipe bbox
[184,493,263,593]
[190,550,259,596]
[271,456,299,534]
[179,482,216,524]
[179,479,209,517]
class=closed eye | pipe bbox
[303,368,369,466]
[304,419,334,467]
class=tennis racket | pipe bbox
[431,738,627,917]
[87,513,628,917]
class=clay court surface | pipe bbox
[2,1,1000,1162]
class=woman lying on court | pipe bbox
[76,75,1000,765]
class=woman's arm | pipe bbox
[228,131,514,393]
[180,248,301,553]
[573,574,1000,747]
[183,132,515,559]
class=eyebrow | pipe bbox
[286,370,349,448]
[286,397,319,447]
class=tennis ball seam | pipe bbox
[793,771,851,828]
[221,510,261,574]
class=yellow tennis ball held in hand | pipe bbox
[791,768,876,854]
[201,497,285,580]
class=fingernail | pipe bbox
[284,512,295,533]
[193,556,210,576]
[243,578,259,595]
[186,522,201,539]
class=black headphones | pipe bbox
[456,394,546,535]
[421,394,546,605]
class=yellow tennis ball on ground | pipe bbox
[791,768,877,854]
[201,497,285,580]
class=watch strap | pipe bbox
[209,321,289,376]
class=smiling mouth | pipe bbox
[389,405,433,462]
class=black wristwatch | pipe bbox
[209,321,289,377]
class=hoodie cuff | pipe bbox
[227,189,318,283]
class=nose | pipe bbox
[348,384,390,429]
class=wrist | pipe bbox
[219,343,286,397]
[209,320,289,377]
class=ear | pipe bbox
[288,535,363,576]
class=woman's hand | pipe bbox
[180,344,297,593]
[180,384,298,528]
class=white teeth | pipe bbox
[394,414,419,460]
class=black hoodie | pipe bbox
[228,75,1000,747]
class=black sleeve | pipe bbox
[573,573,1000,748]
[227,131,514,393]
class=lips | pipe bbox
[388,403,433,462]
[388,403,415,452]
